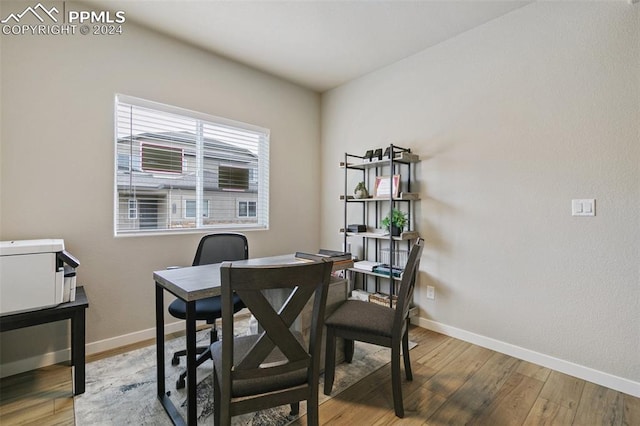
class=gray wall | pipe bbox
[320,2,639,387]
[0,2,321,370]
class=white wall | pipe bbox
[321,2,639,393]
[0,2,320,371]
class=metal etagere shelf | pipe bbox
[340,144,420,300]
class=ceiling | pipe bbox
[88,1,532,92]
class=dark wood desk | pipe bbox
[0,286,89,395]
[153,255,347,426]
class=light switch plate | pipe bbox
[572,199,595,216]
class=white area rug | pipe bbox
[75,315,411,425]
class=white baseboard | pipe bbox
[0,320,186,379]
[4,316,639,399]
[0,348,70,379]
[414,317,640,398]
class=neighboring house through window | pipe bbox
[238,200,257,218]
[185,199,209,218]
[114,94,269,236]
[219,165,249,191]
[141,143,183,174]
[128,199,137,220]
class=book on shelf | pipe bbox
[372,264,403,278]
[398,192,419,200]
[352,260,383,272]
[346,230,390,238]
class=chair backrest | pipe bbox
[192,233,248,266]
[393,238,424,333]
[219,260,333,399]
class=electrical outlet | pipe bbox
[426,285,435,300]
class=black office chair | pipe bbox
[168,233,248,389]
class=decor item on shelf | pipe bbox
[347,224,367,233]
[364,150,373,161]
[381,208,407,237]
[354,181,369,199]
[374,175,400,198]
[368,292,398,308]
[373,148,383,160]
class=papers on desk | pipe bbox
[294,250,353,272]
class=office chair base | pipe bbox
[176,377,185,389]
[171,325,219,367]
[171,345,208,366]
[175,346,214,389]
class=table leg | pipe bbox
[71,308,86,395]
[186,300,197,424]
[156,285,166,399]
[156,285,186,425]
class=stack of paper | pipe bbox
[295,250,353,271]
[353,260,383,272]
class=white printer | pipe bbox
[0,239,80,316]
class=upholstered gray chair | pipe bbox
[211,259,333,426]
[323,238,424,418]
[168,233,247,389]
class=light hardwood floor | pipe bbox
[1,326,639,425]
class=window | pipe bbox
[141,143,183,174]
[219,166,249,191]
[114,94,269,236]
[128,199,137,220]
[185,199,209,218]
[238,200,257,218]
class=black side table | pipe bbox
[0,286,89,395]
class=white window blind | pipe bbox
[114,94,269,236]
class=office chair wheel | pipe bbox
[171,355,180,366]
[176,376,185,389]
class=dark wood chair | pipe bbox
[211,259,333,426]
[323,238,424,418]
[167,233,247,389]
